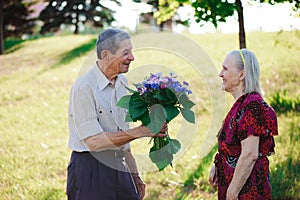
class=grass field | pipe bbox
[0,30,299,200]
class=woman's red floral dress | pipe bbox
[214,92,278,200]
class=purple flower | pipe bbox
[186,89,192,94]
[135,72,192,96]
[183,81,189,86]
[160,84,167,89]
[175,87,183,93]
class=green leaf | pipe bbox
[179,94,195,109]
[164,88,178,104]
[147,104,167,134]
[116,95,131,109]
[125,112,133,122]
[164,105,180,122]
[154,88,177,105]
[125,86,136,93]
[165,139,181,155]
[149,147,173,171]
[129,92,148,120]
[140,110,150,126]
[181,108,195,123]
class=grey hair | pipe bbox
[96,28,131,59]
[230,49,263,96]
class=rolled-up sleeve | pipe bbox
[71,82,103,140]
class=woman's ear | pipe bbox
[239,69,245,81]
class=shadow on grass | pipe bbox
[177,144,218,199]
[4,38,26,54]
[51,38,97,69]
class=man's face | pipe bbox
[107,39,134,75]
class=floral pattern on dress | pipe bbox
[214,92,278,200]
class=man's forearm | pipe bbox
[84,126,150,151]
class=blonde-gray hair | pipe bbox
[229,49,263,96]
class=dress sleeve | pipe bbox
[237,100,265,141]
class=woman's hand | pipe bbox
[208,164,218,187]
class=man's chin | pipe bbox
[123,66,129,72]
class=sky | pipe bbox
[103,0,300,34]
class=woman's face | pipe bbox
[219,54,244,94]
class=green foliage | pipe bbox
[269,90,300,114]
[117,86,195,130]
[2,0,36,39]
[149,137,181,171]
[117,75,195,171]
[39,0,117,34]
[116,94,131,109]
[154,0,181,24]
[128,92,149,121]
[187,0,236,28]
[148,104,167,133]
[178,0,299,28]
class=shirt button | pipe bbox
[110,110,112,113]
[99,111,102,113]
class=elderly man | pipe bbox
[67,28,167,200]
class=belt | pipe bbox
[74,150,125,158]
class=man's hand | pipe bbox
[156,122,168,137]
[134,123,168,138]
[133,174,146,199]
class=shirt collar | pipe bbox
[93,64,128,92]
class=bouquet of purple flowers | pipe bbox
[117,72,195,171]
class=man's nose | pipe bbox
[128,53,134,61]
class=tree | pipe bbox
[0,0,4,55]
[154,0,185,30]
[133,0,187,31]
[39,0,118,34]
[178,0,300,49]
[0,0,35,55]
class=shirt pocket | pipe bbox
[96,107,117,132]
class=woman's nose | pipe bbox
[219,70,223,77]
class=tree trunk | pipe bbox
[236,0,246,49]
[74,23,79,34]
[0,0,4,55]
[159,21,164,32]
[74,13,79,34]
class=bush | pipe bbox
[269,90,300,114]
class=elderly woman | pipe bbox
[209,49,278,200]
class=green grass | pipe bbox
[3,38,26,54]
[0,30,299,199]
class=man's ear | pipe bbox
[101,50,109,60]
[239,69,245,81]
